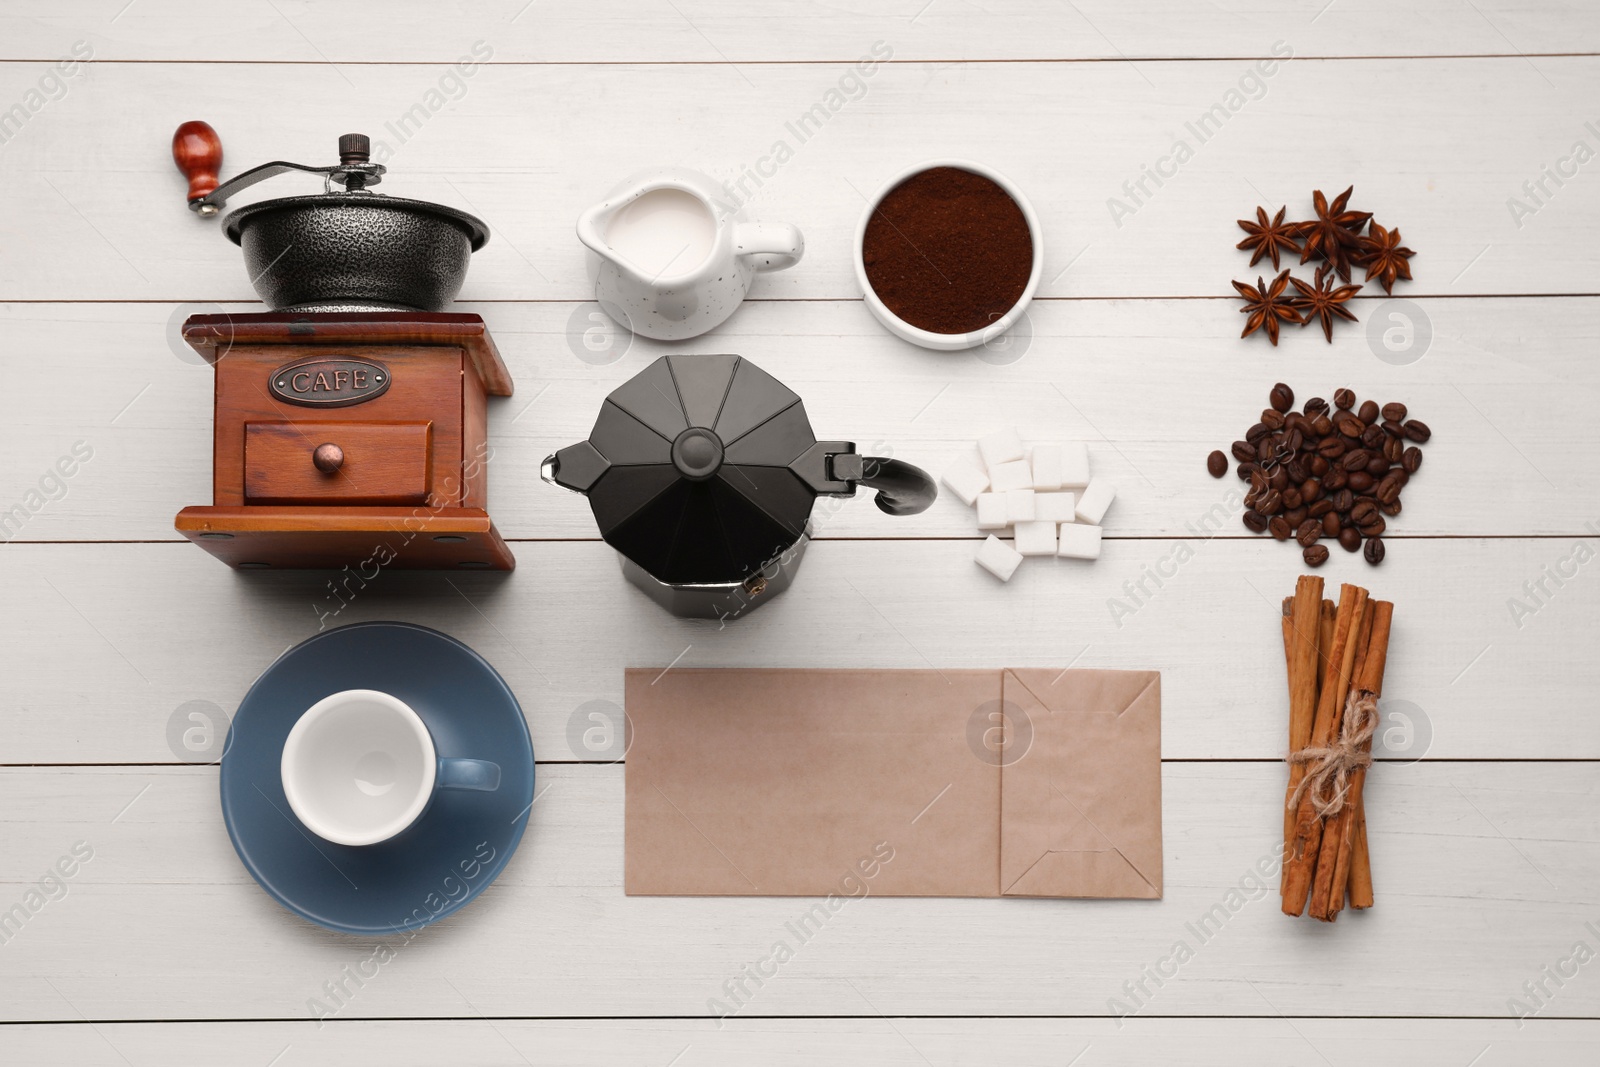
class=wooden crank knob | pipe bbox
[173,121,223,214]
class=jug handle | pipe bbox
[735,222,804,272]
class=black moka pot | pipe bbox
[543,354,937,620]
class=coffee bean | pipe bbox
[1286,460,1309,484]
[1367,455,1391,476]
[1382,419,1406,438]
[1358,515,1387,538]
[1317,437,1345,459]
[1402,446,1423,473]
[1358,400,1380,424]
[1231,440,1255,463]
[1383,434,1404,463]
[1339,527,1362,552]
[1304,397,1330,417]
[1261,408,1286,430]
[1281,487,1303,510]
[1332,488,1354,513]
[1362,424,1387,449]
[1243,510,1268,533]
[1300,478,1321,499]
[1296,519,1322,547]
[1206,449,1227,478]
[1269,515,1292,541]
[1246,421,1272,444]
[1382,402,1407,423]
[1342,449,1371,471]
[1322,511,1341,537]
[1303,544,1330,567]
[1351,499,1379,525]
[1236,461,1257,481]
[1270,382,1294,413]
[1258,489,1282,514]
[1334,413,1365,438]
[1334,388,1357,411]
[1364,536,1386,565]
[1324,466,1348,490]
[1403,419,1432,442]
[1379,498,1402,516]
[1376,475,1403,505]
[1311,414,1333,437]
[1269,466,1289,490]
[1347,471,1375,492]
[1309,499,1333,518]
[1284,506,1308,528]
[1309,455,1330,477]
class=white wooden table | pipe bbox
[2,3,1598,1063]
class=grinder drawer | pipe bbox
[244,420,433,505]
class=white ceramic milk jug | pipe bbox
[577,167,804,341]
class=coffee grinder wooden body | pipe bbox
[175,312,516,570]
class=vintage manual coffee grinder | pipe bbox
[170,121,515,570]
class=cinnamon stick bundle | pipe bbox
[1279,578,1394,920]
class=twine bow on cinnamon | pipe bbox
[1287,689,1379,817]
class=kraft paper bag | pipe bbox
[624,667,1162,899]
[998,668,1163,899]
[625,668,1000,896]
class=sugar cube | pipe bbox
[1034,491,1076,523]
[1075,479,1116,525]
[940,454,990,507]
[976,535,1023,582]
[978,428,1025,472]
[1031,444,1063,490]
[975,493,1009,530]
[1057,522,1102,560]
[988,459,1033,492]
[1006,489,1036,523]
[1059,443,1091,489]
[1014,520,1058,557]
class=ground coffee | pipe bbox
[862,166,1032,335]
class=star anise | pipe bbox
[1289,266,1362,343]
[1233,269,1303,346]
[1236,205,1302,270]
[1355,220,1415,294]
[1297,185,1372,282]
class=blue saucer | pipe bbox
[220,622,534,935]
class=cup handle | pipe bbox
[735,221,804,272]
[437,758,501,792]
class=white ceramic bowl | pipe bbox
[853,159,1044,352]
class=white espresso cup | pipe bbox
[281,689,500,847]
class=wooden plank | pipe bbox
[2,298,1596,542]
[0,538,1593,764]
[4,1017,1598,1066]
[1,58,1598,301]
[0,763,1595,1021]
[4,1,1598,62]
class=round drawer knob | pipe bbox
[312,443,344,473]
